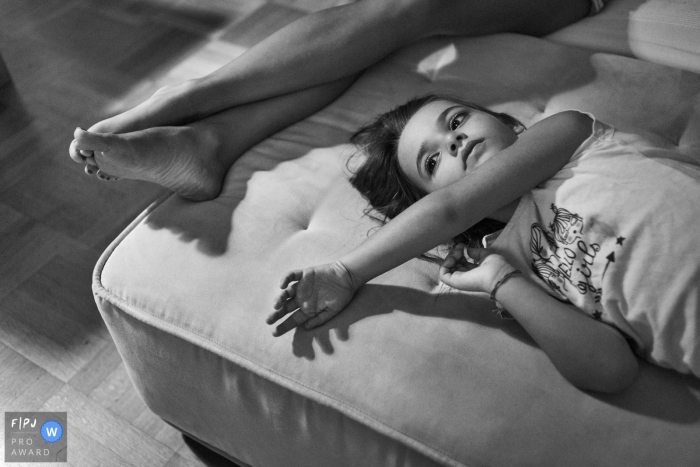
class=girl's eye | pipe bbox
[425,153,438,175]
[450,112,467,131]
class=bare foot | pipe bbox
[69,81,202,177]
[72,125,225,201]
[91,80,200,135]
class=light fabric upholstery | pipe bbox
[547,0,700,74]
[94,34,700,467]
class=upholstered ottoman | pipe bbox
[94,31,700,467]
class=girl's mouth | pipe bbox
[462,138,485,169]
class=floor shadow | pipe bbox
[0,79,32,141]
[0,0,235,127]
[34,0,232,84]
[183,435,247,467]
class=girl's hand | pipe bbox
[268,261,359,337]
[439,244,517,294]
[441,245,639,393]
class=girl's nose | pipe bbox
[447,133,465,155]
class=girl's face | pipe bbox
[397,100,522,194]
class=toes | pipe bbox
[69,139,86,163]
[74,127,114,153]
[96,169,119,181]
[73,128,120,181]
[73,127,87,140]
[84,166,117,181]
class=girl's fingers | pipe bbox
[266,308,286,325]
[272,293,286,311]
[272,309,309,337]
[439,270,460,288]
[440,246,473,278]
[466,247,491,264]
[272,283,297,309]
[440,260,460,278]
[449,243,465,258]
[279,270,302,289]
[442,243,471,271]
[440,255,456,269]
[441,265,479,289]
[267,298,297,324]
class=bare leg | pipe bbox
[80,0,592,136]
[68,0,593,191]
[71,77,354,200]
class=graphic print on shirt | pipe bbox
[529,203,619,319]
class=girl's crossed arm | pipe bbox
[269,111,593,336]
[440,245,639,393]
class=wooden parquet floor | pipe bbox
[0,0,346,465]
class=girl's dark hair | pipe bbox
[348,94,523,260]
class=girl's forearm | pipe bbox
[340,187,484,287]
[495,276,639,393]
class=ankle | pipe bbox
[168,79,205,123]
[180,77,221,121]
[188,73,251,120]
[187,123,223,167]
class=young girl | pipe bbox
[268,94,700,393]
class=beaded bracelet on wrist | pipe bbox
[489,269,522,301]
